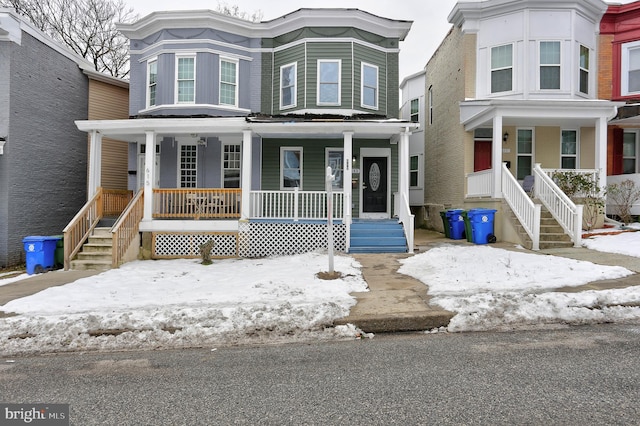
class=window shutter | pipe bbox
[610,128,624,175]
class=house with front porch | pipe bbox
[422,0,623,250]
[68,8,416,269]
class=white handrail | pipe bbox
[533,164,582,247]
[396,192,415,254]
[249,190,344,220]
[501,163,541,250]
[466,169,494,198]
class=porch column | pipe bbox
[399,129,410,199]
[241,129,253,220]
[343,131,353,223]
[492,116,504,198]
[88,130,102,198]
[142,131,156,222]
[595,116,608,194]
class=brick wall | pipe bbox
[598,34,614,100]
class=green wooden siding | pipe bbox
[272,44,306,114]
[261,52,273,113]
[261,138,397,217]
[306,43,353,110]
[353,44,388,116]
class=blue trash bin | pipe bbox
[446,209,466,240]
[23,236,60,274]
[467,209,497,244]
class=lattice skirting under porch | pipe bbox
[151,222,346,259]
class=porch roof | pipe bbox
[459,99,624,131]
[74,116,418,142]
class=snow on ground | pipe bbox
[1,227,639,355]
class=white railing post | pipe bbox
[532,204,541,251]
[574,205,583,247]
[293,187,299,221]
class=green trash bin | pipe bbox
[52,235,64,269]
[439,211,451,238]
[461,211,473,243]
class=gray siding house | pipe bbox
[0,9,127,268]
[72,8,417,267]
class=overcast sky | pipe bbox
[124,0,636,82]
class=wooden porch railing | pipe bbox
[111,190,144,268]
[103,189,134,216]
[63,188,103,270]
[249,189,344,220]
[153,188,241,219]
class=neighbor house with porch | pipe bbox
[68,8,416,269]
[421,0,622,250]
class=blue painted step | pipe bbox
[349,220,408,254]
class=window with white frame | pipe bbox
[561,130,578,169]
[281,147,302,189]
[361,63,378,109]
[540,41,561,90]
[621,41,640,95]
[326,149,344,190]
[491,44,513,93]
[410,155,420,188]
[176,56,195,103]
[579,45,589,95]
[410,98,419,123]
[280,62,297,109]
[223,143,241,188]
[147,59,157,107]
[317,60,341,105]
[516,129,533,180]
[428,86,433,125]
[179,143,197,188]
[220,58,238,107]
[623,132,637,174]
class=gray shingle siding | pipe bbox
[0,32,88,267]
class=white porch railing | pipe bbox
[541,168,600,198]
[394,192,415,254]
[534,164,583,247]
[501,163,541,250]
[466,169,494,198]
[250,189,344,220]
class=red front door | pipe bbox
[474,140,492,172]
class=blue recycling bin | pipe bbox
[467,209,497,245]
[23,236,60,274]
[446,209,466,240]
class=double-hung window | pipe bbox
[280,63,297,109]
[361,63,378,109]
[540,41,561,90]
[176,56,195,103]
[410,155,420,188]
[410,98,419,123]
[220,58,238,107]
[516,129,534,180]
[318,60,341,105]
[491,44,513,93]
[281,147,303,189]
[623,132,637,174]
[223,143,241,188]
[622,41,640,95]
[561,130,578,169]
[147,59,157,108]
[579,45,589,95]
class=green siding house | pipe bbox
[71,8,416,267]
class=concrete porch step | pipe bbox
[69,259,112,271]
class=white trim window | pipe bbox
[361,62,378,110]
[222,142,241,188]
[179,142,198,188]
[281,147,303,189]
[623,132,638,174]
[491,44,513,94]
[516,128,534,180]
[317,60,341,105]
[326,148,344,190]
[147,58,158,108]
[540,41,561,90]
[176,55,195,104]
[410,155,420,188]
[410,98,419,124]
[579,45,590,95]
[561,130,578,169]
[280,62,297,109]
[220,58,238,107]
[621,41,640,96]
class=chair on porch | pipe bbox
[522,175,535,196]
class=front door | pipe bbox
[474,140,492,172]
[362,156,388,217]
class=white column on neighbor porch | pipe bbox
[241,129,253,220]
[492,116,504,198]
[399,129,410,199]
[342,131,353,222]
[142,131,156,222]
[595,116,608,194]
[88,130,102,198]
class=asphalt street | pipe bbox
[1,323,639,425]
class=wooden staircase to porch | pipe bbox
[69,227,114,271]
[349,220,408,253]
[506,202,574,250]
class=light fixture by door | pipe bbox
[503,132,509,143]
